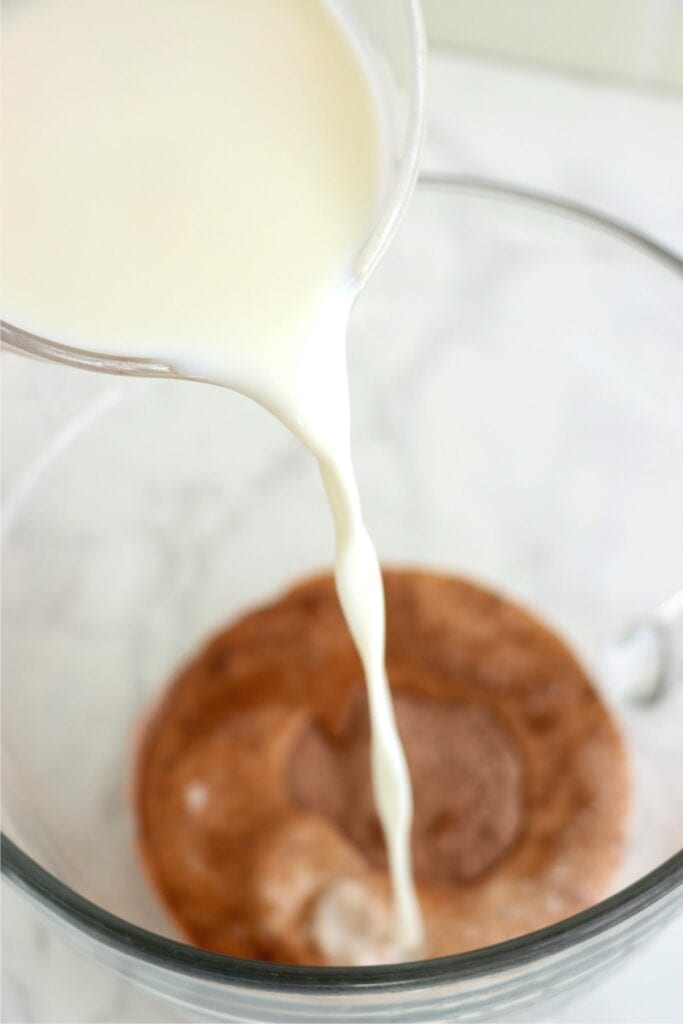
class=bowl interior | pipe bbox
[2,183,682,952]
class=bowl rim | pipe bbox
[2,174,682,994]
[3,836,683,992]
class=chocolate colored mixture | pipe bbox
[134,570,629,964]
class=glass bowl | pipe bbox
[2,178,683,1023]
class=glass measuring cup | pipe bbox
[0,0,427,380]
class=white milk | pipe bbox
[2,0,424,957]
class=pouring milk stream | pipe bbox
[2,0,424,956]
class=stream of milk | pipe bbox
[2,0,424,957]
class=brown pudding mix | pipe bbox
[135,570,629,964]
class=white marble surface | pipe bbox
[3,49,683,1024]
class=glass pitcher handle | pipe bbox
[603,590,683,705]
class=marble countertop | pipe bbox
[3,49,683,1024]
